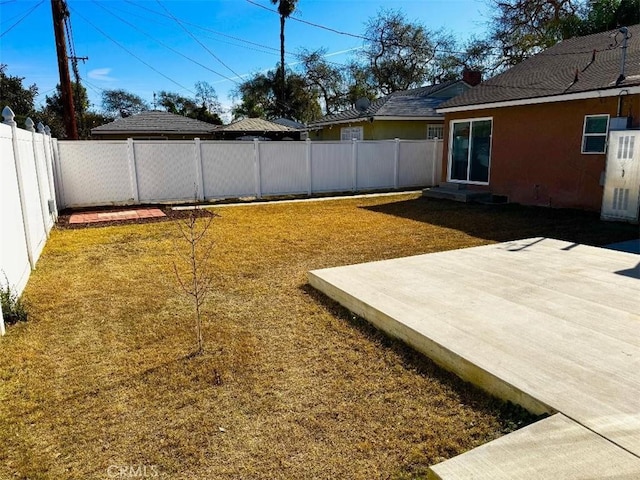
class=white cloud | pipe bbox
[88,68,115,82]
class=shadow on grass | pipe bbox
[362,197,639,247]
[300,283,542,434]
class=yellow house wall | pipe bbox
[311,120,442,141]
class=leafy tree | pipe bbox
[194,81,224,117]
[579,0,640,35]
[232,72,274,119]
[0,64,38,123]
[344,61,378,107]
[232,67,321,123]
[486,0,639,69]
[158,91,198,115]
[359,9,449,94]
[488,0,582,67]
[102,89,149,118]
[298,48,349,114]
[158,89,223,125]
[270,0,298,113]
[37,83,111,139]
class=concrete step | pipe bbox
[422,186,492,203]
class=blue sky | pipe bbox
[1,0,491,119]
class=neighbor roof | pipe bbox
[439,24,640,111]
[308,80,466,127]
[220,117,298,132]
[91,110,219,135]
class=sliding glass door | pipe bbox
[449,118,492,184]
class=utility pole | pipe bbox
[51,0,78,139]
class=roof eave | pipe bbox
[438,85,640,114]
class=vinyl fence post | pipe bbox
[194,138,205,201]
[306,138,312,195]
[26,118,49,237]
[394,138,400,189]
[352,138,358,192]
[49,131,65,209]
[39,122,58,222]
[431,138,439,186]
[253,138,262,199]
[3,106,35,271]
[126,138,140,204]
[0,300,5,336]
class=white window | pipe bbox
[582,114,609,154]
[427,124,444,139]
[340,126,363,141]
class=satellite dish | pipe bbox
[355,97,371,112]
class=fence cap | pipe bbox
[2,106,16,126]
[25,117,35,132]
[37,122,45,133]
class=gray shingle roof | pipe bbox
[308,80,465,127]
[91,110,220,134]
[439,24,640,110]
[220,117,297,132]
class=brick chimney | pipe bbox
[462,68,482,86]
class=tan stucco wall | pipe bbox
[311,119,442,141]
[441,94,640,211]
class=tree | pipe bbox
[232,67,321,123]
[0,64,38,123]
[270,0,298,114]
[359,9,449,94]
[298,48,349,115]
[158,89,223,125]
[194,81,224,118]
[173,206,216,356]
[579,0,640,35]
[487,0,640,69]
[37,83,111,139]
[158,91,198,115]
[102,89,149,118]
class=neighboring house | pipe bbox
[90,110,220,140]
[213,117,302,141]
[307,72,480,141]
[434,24,640,212]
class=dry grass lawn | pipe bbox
[1,193,637,479]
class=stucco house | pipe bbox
[307,72,480,141]
[431,24,640,212]
[91,110,220,140]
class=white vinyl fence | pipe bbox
[56,138,443,208]
[1,108,59,335]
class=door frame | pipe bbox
[447,116,493,185]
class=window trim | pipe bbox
[340,126,363,141]
[581,114,610,154]
[447,116,493,185]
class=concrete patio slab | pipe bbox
[309,238,640,477]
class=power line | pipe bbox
[155,0,244,81]
[122,0,284,55]
[68,5,195,95]
[0,0,44,38]
[90,0,242,85]
[245,0,367,40]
